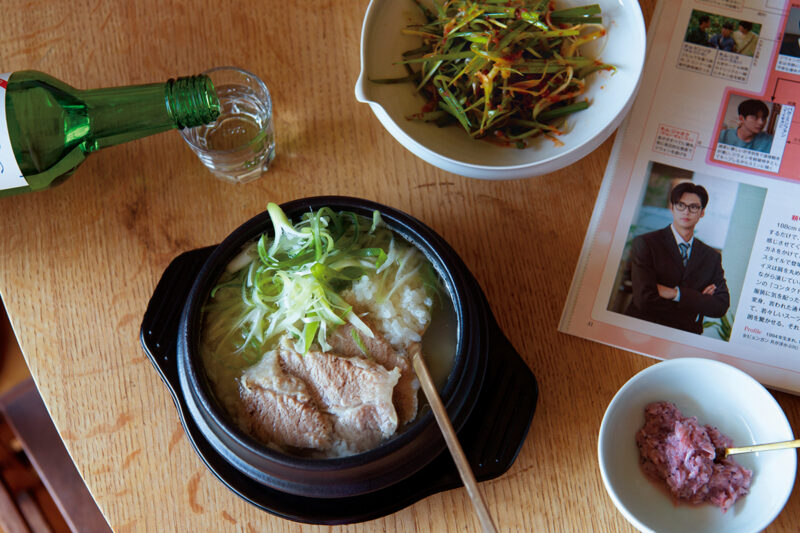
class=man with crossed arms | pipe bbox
[625,182,730,335]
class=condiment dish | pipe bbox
[598,357,796,533]
[354,0,646,179]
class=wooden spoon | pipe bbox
[716,438,800,461]
[410,345,497,533]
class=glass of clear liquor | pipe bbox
[180,66,275,184]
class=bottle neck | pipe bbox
[167,75,220,128]
[81,75,219,152]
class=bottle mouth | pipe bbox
[166,75,221,129]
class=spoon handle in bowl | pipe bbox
[411,348,497,533]
[726,438,800,457]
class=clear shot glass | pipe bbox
[180,66,276,184]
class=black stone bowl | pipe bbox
[140,196,538,523]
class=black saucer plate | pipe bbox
[140,246,538,525]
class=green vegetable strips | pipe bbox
[202,203,439,364]
[373,0,615,148]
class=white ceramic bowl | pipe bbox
[354,0,646,179]
[598,358,796,533]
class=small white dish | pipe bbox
[354,0,646,179]
[598,358,796,533]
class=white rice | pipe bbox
[344,275,433,349]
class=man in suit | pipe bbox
[625,182,730,334]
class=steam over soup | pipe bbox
[200,204,456,457]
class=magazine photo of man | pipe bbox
[686,14,711,46]
[779,8,800,58]
[733,20,758,56]
[625,182,730,335]
[710,21,735,52]
[717,98,774,154]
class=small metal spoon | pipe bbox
[716,438,800,461]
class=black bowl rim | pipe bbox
[178,196,483,479]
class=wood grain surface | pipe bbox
[0,1,798,531]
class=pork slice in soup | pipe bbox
[239,350,335,450]
[276,337,401,452]
[328,322,420,425]
[201,204,456,457]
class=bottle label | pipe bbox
[0,73,27,191]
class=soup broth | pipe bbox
[199,204,457,457]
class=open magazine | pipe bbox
[559,0,800,394]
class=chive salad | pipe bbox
[374,0,614,148]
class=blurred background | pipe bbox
[1,299,29,395]
[1,298,75,532]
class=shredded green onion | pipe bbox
[371,0,615,147]
[351,329,370,358]
[201,204,438,361]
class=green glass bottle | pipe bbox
[0,70,220,197]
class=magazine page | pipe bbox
[560,0,800,393]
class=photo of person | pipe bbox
[686,13,711,46]
[607,163,767,340]
[733,20,759,56]
[717,97,776,154]
[779,7,800,58]
[710,21,735,52]
[624,182,729,335]
[683,11,761,56]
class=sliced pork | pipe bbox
[277,340,400,452]
[238,337,402,454]
[238,350,334,450]
[328,323,420,425]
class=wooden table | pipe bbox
[1,1,798,531]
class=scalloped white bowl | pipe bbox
[355,0,646,179]
[599,358,796,533]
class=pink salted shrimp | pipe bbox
[636,401,752,512]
